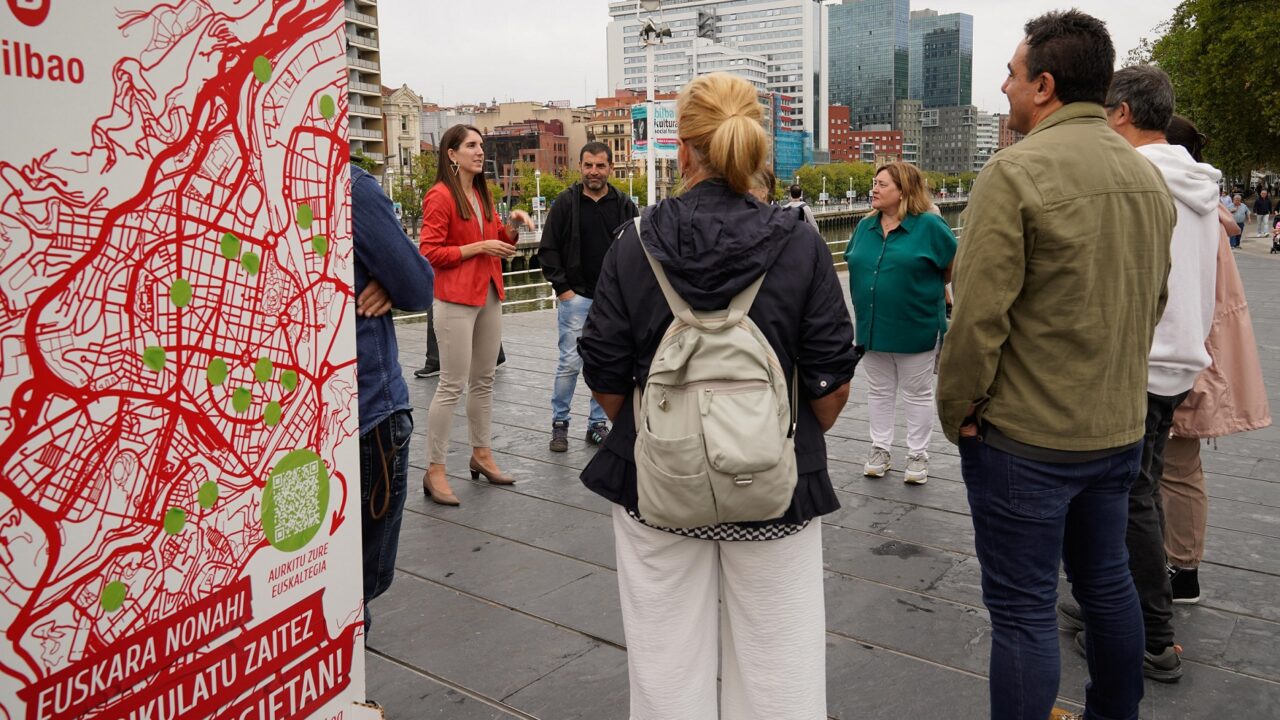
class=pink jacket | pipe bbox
[1171,224,1271,438]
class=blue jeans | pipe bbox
[961,435,1144,720]
[360,409,413,631]
[552,294,606,426]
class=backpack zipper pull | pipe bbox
[701,388,713,415]
[658,391,669,411]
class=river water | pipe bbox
[497,205,965,314]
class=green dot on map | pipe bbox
[253,56,272,83]
[207,358,228,386]
[232,387,252,414]
[254,357,273,383]
[264,401,282,426]
[319,95,336,120]
[241,252,261,275]
[312,235,328,256]
[281,370,298,392]
[198,482,220,510]
[142,347,166,372]
[221,232,241,260]
[163,507,186,535]
[170,279,192,308]
[261,448,330,552]
[296,204,313,229]
[101,581,127,612]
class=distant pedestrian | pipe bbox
[1229,193,1248,247]
[1159,115,1271,607]
[1252,189,1272,236]
[1086,64,1219,684]
[419,124,534,505]
[784,184,820,230]
[350,163,435,629]
[537,141,638,453]
[579,72,858,720]
[937,11,1175,718]
[846,161,956,485]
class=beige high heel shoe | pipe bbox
[469,458,515,485]
[422,469,460,506]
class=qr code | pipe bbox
[273,460,321,544]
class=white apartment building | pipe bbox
[607,0,827,146]
[975,110,998,172]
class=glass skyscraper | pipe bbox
[909,9,973,108]
[827,0,909,130]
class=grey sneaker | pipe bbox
[863,447,891,478]
[1073,630,1183,683]
[904,453,929,485]
[549,420,569,453]
[585,422,610,446]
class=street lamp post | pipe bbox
[639,0,668,207]
[821,175,827,206]
[534,169,543,230]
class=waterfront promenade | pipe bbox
[366,235,1280,719]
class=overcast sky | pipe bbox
[377,0,1177,113]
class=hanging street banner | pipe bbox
[0,1,375,718]
[631,101,678,160]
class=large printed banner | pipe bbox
[0,1,373,718]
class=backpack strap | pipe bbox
[632,216,765,332]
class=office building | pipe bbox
[345,0,385,173]
[827,0,909,130]
[607,0,828,146]
[921,104,977,174]
[909,9,973,108]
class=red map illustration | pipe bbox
[0,1,361,717]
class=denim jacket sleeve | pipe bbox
[352,170,434,311]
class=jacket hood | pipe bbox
[1138,143,1222,216]
[638,179,805,310]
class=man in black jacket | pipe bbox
[1253,188,1272,237]
[539,142,639,452]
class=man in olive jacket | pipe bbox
[936,10,1175,720]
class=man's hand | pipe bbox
[357,279,393,317]
[558,290,576,301]
[959,403,979,438]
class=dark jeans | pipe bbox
[424,304,504,366]
[1129,391,1187,653]
[360,409,413,631]
[961,436,1144,720]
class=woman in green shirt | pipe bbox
[844,162,957,484]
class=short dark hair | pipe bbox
[789,184,803,199]
[1106,65,1175,132]
[580,141,612,164]
[1023,10,1115,105]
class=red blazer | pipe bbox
[419,183,515,306]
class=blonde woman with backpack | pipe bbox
[578,73,860,719]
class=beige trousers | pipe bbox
[425,285,502,464]
[612,505,827,720]
[1160,435,1207,569]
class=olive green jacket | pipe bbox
[937,103,1176,449]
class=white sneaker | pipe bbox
[864,447,891,478]
[904,453,929,485]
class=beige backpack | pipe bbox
[632,218,798,529]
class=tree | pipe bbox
[389,152,437,228]
[350,151,379,174]
[1148,0,1280,180]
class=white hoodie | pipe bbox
[1138,143,1220,396]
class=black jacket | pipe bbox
[578,179,860,526]
[1254,195,1273,215]
[538,182,640,297]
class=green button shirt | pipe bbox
[844,211,957,354]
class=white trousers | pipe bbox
[612,505,826,720]
[862,349,936,456]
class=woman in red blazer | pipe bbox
[419,124,533,505]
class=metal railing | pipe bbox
[346,32,378,50]
[347,56,379,71]
[344,9,377,25]
[350,80,381,94]
[350,127,384,140]
[350,103,380,117]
